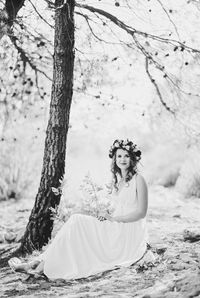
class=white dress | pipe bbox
[41,175,148,280]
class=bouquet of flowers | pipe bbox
[50,173,115,224]
[78,173,114,217]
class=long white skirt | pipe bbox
[40,213,147,280]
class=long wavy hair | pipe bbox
[109,138,141,192]
[111,149,140,191]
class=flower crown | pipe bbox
[109,139,141,160]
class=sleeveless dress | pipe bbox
[41,175,148,280]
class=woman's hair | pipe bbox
[109,139,141,191]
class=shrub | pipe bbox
[176,147,200,198]
[0,151,31,200]
[0,138,39,201]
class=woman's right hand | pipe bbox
[97,211,109,221]
[97,215,107,221]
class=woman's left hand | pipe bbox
[70,208,86,216]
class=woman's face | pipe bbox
[115,149,131,171]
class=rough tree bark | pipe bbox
[18,0,75,254]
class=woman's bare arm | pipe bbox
[107,175,148,223]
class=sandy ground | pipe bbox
[0,185,200,298]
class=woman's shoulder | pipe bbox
[135,173,147,188]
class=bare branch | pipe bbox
[156,0,181,41]
[76,11,121,47]
[76,3,136,35]
[9,30,52,81]
[145,57,175,115]
[75,11,104,43]
[76,2,200,103]
[28,0,54,29]
[164,72,200,98]
[75,2,200,54]
[42,0,54,9]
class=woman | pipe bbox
[9,139,149,280]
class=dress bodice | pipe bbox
[111,175,138,217]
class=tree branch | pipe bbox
[0,0,25,39]
[156,0,181,41]
[28,0,54,29]
[76,2,200,111]
[75,11,104,42]
[76,11,121,46]
[9,31,52,81]
[145,57,175,114]
[75,2,200,54]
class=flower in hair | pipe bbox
[109,139,141,160]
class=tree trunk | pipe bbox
[19,0,75,254]
[0,0,25,39]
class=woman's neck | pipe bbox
[120,170,128,180]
